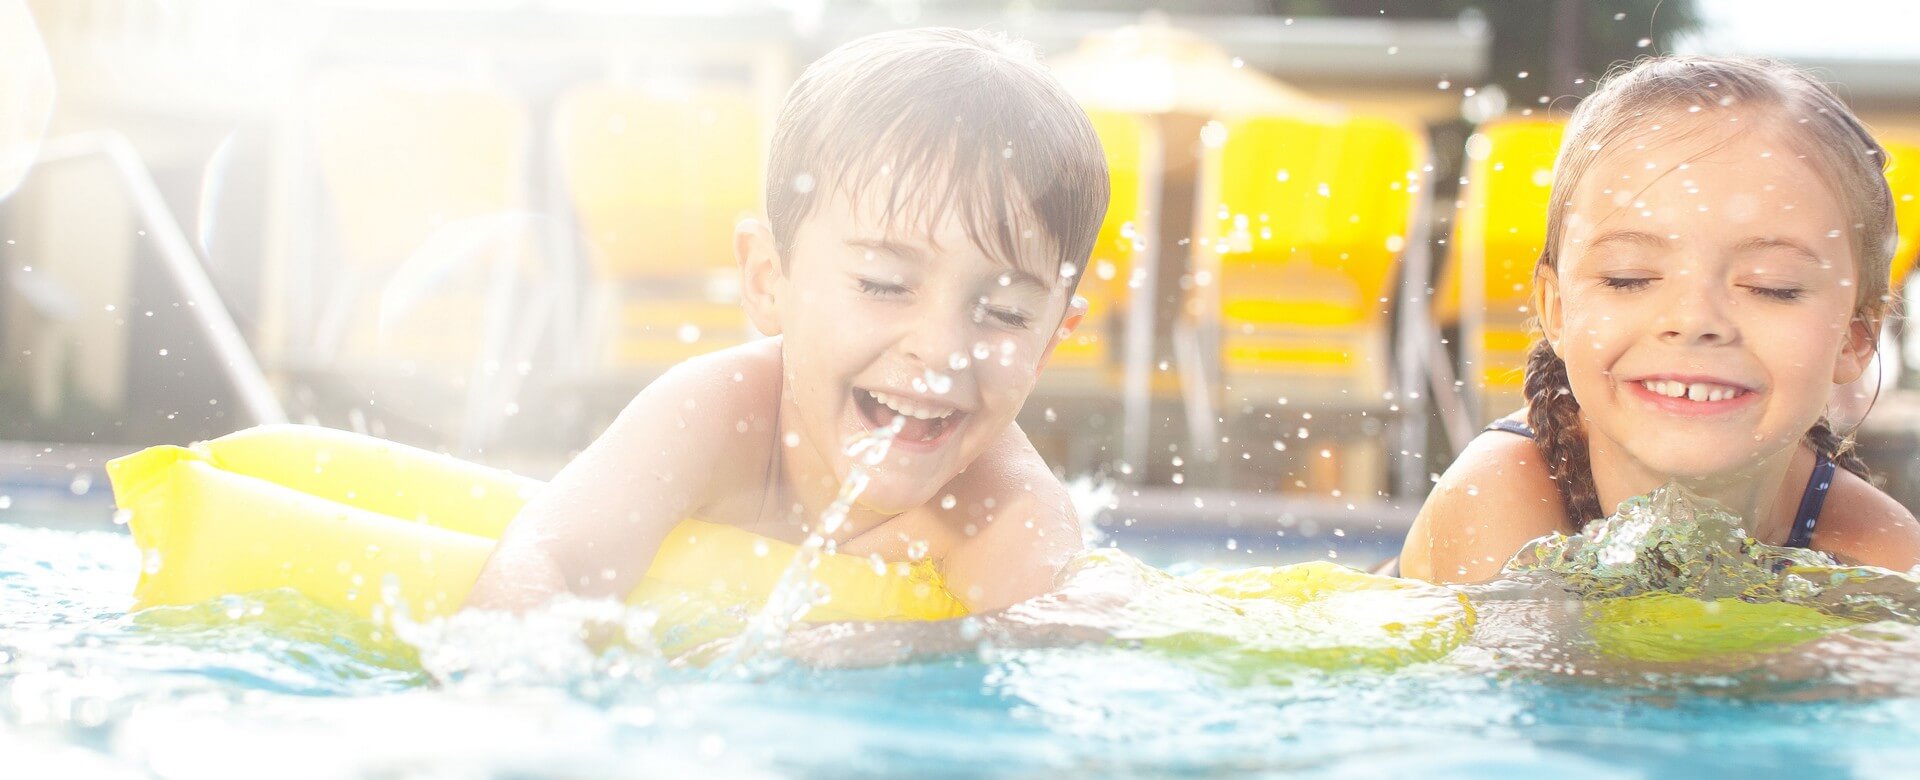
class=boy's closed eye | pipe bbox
[971,300,1034,330]
[854,275,910,298]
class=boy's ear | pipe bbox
[1535,265,1565,352]
[1832,311,1881,384]
[1034,295,1089,375]
[737,217,784,336]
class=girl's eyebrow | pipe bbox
[1732,236,1823,265]
[1586,229,1669,251]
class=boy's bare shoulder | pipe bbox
[932,422,1082,609]
[647,338,783,411]
[598,338,784,498]
[1813,467,1920,571]
[943,422,1072,520]
[1400,427,1570,583]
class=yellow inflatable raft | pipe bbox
[105,425,967,624]
[106,426,1478,670]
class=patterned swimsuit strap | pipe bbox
[1786,451,1836,550]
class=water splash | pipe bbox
[710,417,905,674]
[1492,483,1920,665]
[1504,483,1920,618]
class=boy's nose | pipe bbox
[898,310,973,373]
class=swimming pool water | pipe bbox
[5,522,1920,778]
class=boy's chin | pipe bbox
[850,472,945,516]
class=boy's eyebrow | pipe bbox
[846,238,1053,292]
[848,238,927,263]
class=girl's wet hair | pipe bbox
[1524,55,1897,526]
[765,28,1110,295]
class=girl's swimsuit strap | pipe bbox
[1483,418,1536,439]
[1786,452,1836,550]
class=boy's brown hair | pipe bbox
[765,28,1109,297]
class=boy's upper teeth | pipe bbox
[869,390,954,420]
[1640,379,1742,402]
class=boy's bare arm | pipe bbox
[465,349,772,612]
[937,424,1084,612]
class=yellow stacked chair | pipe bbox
[1038,108,1152,391]
[307,71,535,373]
[1885,137,1920,289]
[552,83,764,373]
[1433,117,1563,424]
[1192,113,1426,493]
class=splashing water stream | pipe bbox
[707,416,907,676]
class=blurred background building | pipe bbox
[3,0,1917,563]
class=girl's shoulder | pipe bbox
[1399,422,1573,583]
[1812,466,1920,571]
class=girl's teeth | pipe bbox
[869,390,954,420]
[1640,379,1741,402]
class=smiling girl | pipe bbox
[1401,56,1920,583]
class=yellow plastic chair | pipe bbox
[1195,114,1425,404]
[301,71,549,451]
[1885,137,1920,289]
[1434,118,1564,421]
[307,72,534,372]
[1039,109,1153,390]
[1191,113,1425,495]
[552,84,763,373]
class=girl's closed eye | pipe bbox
[1743,284,1805,302]
[1598,275,1655,292]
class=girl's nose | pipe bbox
[1654,278,1737,346]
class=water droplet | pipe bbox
[940,494,957,510]
[907,539,929,560]
[68,475,91,496]
[143,548,164,574]
[971,342,991,360]
[677,323,701,343]
[112,508,132,525]
[792,172,816,194]
[1636,38,1652,48]
[0,495,14,510]
[921,368,952,395]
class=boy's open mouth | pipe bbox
[854,388,964,447]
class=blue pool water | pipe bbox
[5,516,1920,777]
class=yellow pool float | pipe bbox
[105,425,967,624]
[106,425,1476,671]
